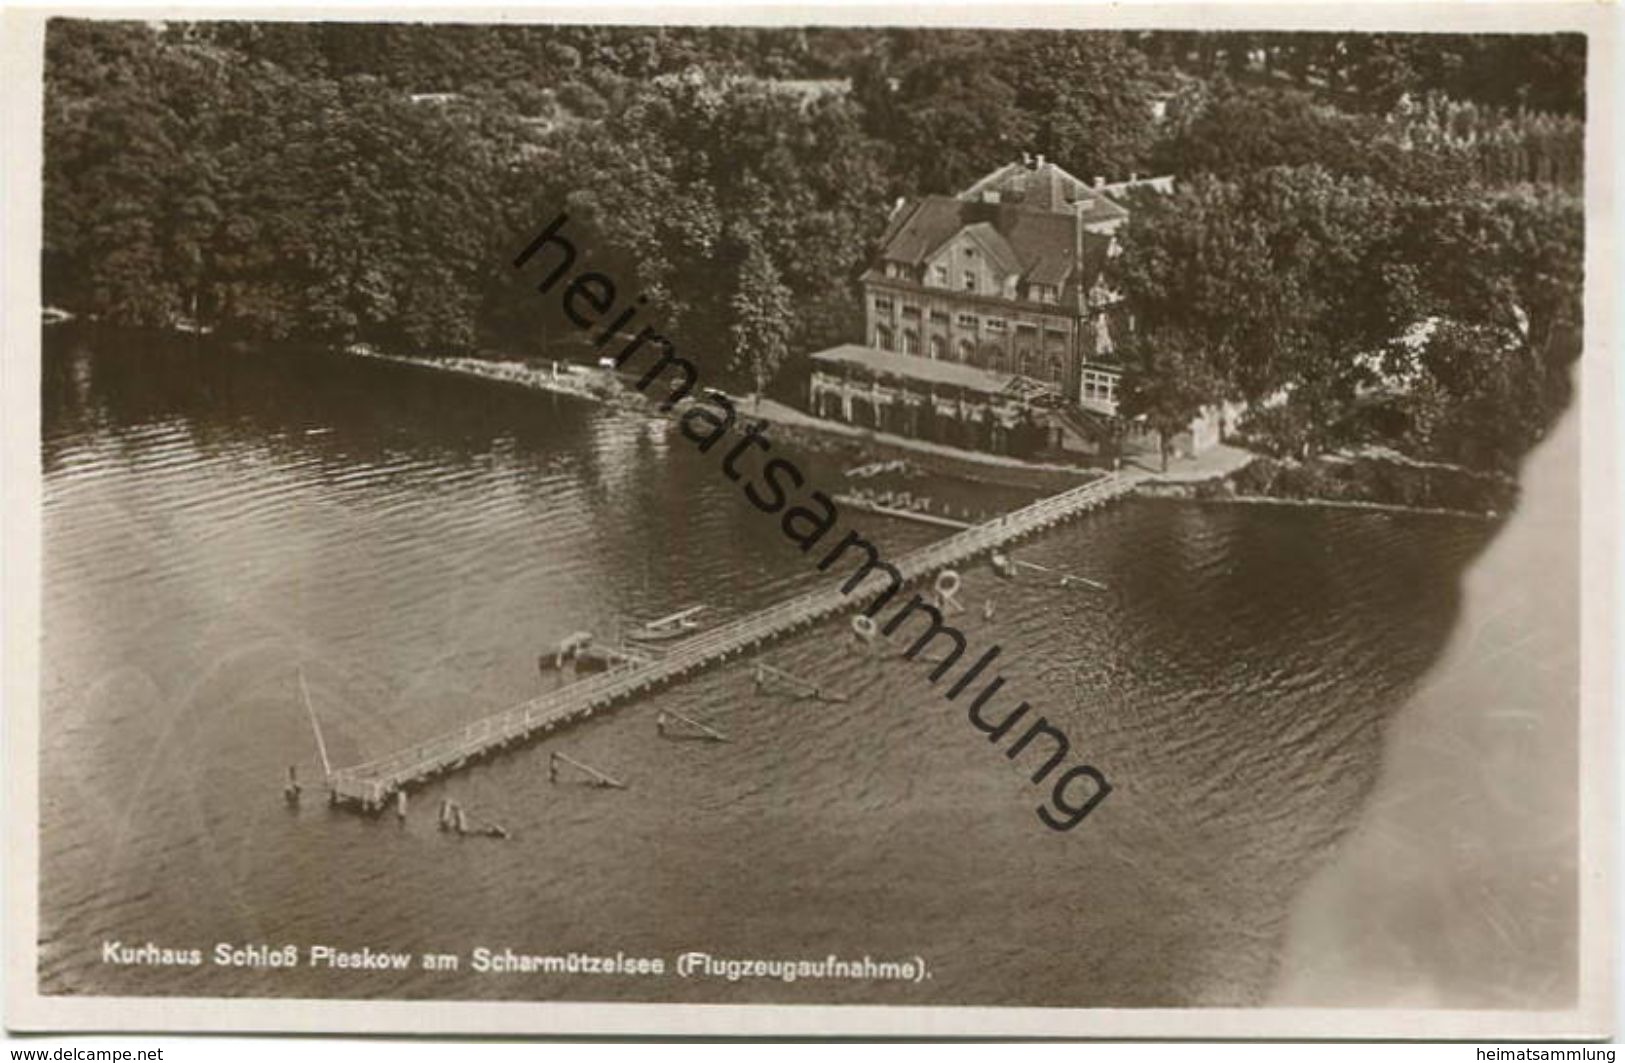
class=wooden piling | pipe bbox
[658,708,728,743]
[549,751,627,789]
[755,662,848,703]
[296,668,333,781]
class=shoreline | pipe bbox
[1269,405,1578,1009]
[343,346,1109,491]
[1132,489,1502,523]
[1134,453,1512,521]
[56,325,1515,518]
[340,347,1513,519]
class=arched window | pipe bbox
[902,329,920,355]
[875,325,893,351]
[929,335,946,361]
[957,338,975,363]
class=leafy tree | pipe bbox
[727,230,794,399]
[1114,167,1417,455]
[882,44,1035,194]
[1395,185,1583,468]
[1006,32,1159,181]
[1115,326,1221,470]
[41,17,1587,475]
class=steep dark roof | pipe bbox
[873,196,965,264]
[958,222,1023,276]
[872,195,1112,292]
[1075,197,1130,228]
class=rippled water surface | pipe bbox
[41,327,1496,1006]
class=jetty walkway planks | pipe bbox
[327,471,1143,810]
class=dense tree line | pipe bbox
[1150,81,1582,193]
[1134,30,1585,116]
[1111,162,1582,472]
[44,22,1585,468]
[45,21,530,351]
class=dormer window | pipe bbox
[933,264,948,286]
[887,262,911,280]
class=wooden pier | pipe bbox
[326,471,1141,810]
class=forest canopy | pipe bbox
[43,22,1584,470]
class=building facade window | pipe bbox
[874,296,893,313]
[963,271,977,292]
[956,313,978,329]
[986,317,1006,332]
[875,324,893,350]
[1083,370,1118,405]
[929,335,947,361]
[902,304,921,319]
[930,310,950,326]
[933,264,948,286]
[957,338,975,363]
[902,328,920,355]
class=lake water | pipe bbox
[40,326,1498,1007]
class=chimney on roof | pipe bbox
[1021,152,1032,167]
[1037,165,1065,213]
[1093,175,1105,189]
[1036,154,1046,168]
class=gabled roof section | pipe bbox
[1075,197,1130,228]
[953,222,1023,277]
[960,158,1093,206]
[871,195,1112,293]
[961,158,1097,211]
[874,197,965,265]
[959,158,1166,230]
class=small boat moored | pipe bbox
[625,604,706,642]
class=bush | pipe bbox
[1227,455,1516,513]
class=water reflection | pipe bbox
[40,325,1511,1007]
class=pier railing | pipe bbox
[328,471,1141,807]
